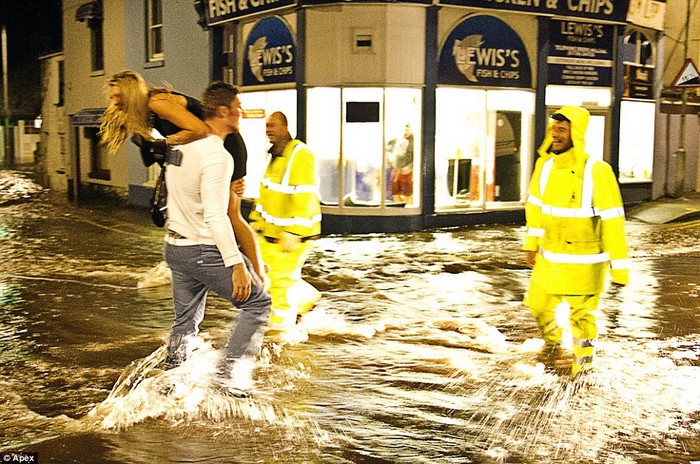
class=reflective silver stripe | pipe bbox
[597,206,625,220]
[610,258,631,269]
[528,227,545,237]
[573,338,596,349]
[261,177,320,195]
[541,249,610,264]
[537,157,598,218]
[526,194,543,207]
[262,142,321,195]
[581,157,594,208]
[280,143,305,186]
[539,158,554,196]
[254,204,321,228]
[541,205,596,218]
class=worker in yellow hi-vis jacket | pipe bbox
[523,105,630,375]
[250,111,322,333]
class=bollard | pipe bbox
[671,148,686,199]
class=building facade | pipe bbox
[41,0,698,234]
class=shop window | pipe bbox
[618,100,654,183]
[237,89,297,199]
[307,87,421,209]
[146,0,163,62]
[435,88,534,211]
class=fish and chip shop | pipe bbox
[195,0,663,233]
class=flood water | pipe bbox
[1,171,699,464]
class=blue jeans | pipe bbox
[164,243,271,368]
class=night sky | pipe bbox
[0,0,63,120]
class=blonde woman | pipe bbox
[100,70,209,165]
[101,71,267,288]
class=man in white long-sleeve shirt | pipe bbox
[163,82,270,394]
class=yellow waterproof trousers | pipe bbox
[257,237,321,331]
[525,283,601,374]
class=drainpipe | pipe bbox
[671,0,691,198]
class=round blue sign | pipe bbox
[439,15,532,88]
[243,16,296,86]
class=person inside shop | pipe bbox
[99,70,266,286]
[387,123,414,205]
[522,105,630,375]
[249,111,322,334]
[162,81,271,395]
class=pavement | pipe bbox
[627,191,700,224]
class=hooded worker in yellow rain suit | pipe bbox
[250,111,322,332]
[523,106,630,375]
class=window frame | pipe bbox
[146,0,164,62]
[89,18,104,72]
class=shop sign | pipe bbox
[438,15,532,88]
[624,64,654,99]
[439,0,631,23]
[547,19,613,87]
[243,109,267,118]
[205,0,295,25]
[242,16,295,86]
[626,0,666,31]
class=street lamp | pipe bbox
[1,24,11,167]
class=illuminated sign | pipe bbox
[548,19,614,87]
[438,15,532,88]
[242,16,296,86]
[439,0,631,23]
[243,109,267,118]
[205,0,295,25]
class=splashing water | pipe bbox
[88,338,287,431]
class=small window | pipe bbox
[222,23,235,84]
[622,30,654,67]
[57,60,65,107]
[90,21,104,72]
[147,0,163,61]
[75,1,104,72]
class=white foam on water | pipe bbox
[454,335,700,463]
[88,338,287,431]
[136,260,172,289]
[298,306,385,339]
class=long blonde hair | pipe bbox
[99,71,171,155]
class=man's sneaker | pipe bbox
[215,357,255,398]
[164,333,197,370]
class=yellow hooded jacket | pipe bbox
[250,139,322,239]
[523,106,630,294]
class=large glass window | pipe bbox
[619,29,655,183]
[618,100,654,183]
[146,0,163,62]
[238,90,297,199]
[435,88,534,210]
[307,87,422,209]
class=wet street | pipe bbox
[1,170,699,464]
